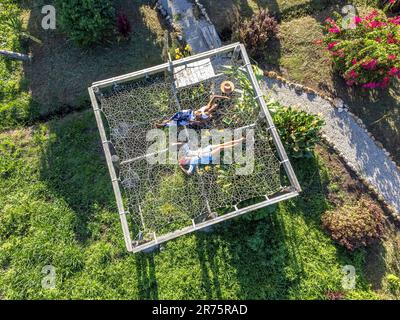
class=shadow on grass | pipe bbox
[21,0,166,122]
[135,253,159,299]
[190,155,329,299]
[193,151,389,298]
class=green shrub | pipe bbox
[322,200,386,251]
[268,101,324,158]
[323,9,400,89]
[56,0,115,47]
[387,274,400,294]
[234,9,278,57]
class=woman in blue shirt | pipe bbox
[155,94,230,128]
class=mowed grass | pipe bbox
[0,110,386,299]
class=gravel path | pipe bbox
[262,77,400,215]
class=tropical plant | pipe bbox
[322,200,386,251]
[234,9,278,56]
[55,0,115,47]
[268,101,325,158]
[323,10,400,89]
[116,11,131,39]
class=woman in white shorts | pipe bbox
[178,138,245,175]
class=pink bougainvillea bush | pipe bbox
[323,10,400,89]
[382,0,400,13]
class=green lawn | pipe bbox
[0,110,386,299]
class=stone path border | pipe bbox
[262,74,400,217]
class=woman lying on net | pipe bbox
[155,94,230,128]
[178,138,245,175]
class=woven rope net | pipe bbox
[97,54,287,242]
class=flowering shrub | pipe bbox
[323,10,400,89]
[174,44,191,60]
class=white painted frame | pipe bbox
[88,43,301,253]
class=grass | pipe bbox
[0,0,167,131]
[0,110,394,299]
[0,0,34,130]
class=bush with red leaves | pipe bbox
[234,9,278,56]
[322,200,386,251]
[116,11,132,38]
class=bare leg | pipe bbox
[217,137,245,148]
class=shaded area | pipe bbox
[22,0,166,121]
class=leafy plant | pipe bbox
[221,65,264,127]
[174,44,191,60]
[387,274,400,294]
[116,11,131,39]
[323,10,400,89]
[322,200,386,251]
[55,0,116,47]
[268,101,324,158]
[234,9,278,56]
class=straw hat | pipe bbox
[220,81,235,94]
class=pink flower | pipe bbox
[388,54,397,60]
[380,77,390,88]
[362,82,379,89]
[387,34,398,44]
[352,59,357,65]
[354,16,362,24]
[346,70,358,79]
[388,67,400,76]
[389,17,400,25]
[365,10,379,21]
[368,20,386,28]
[328,27,341,33]
[325,18,335,24]
[361,59,377,70]
[328,42,338,50]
